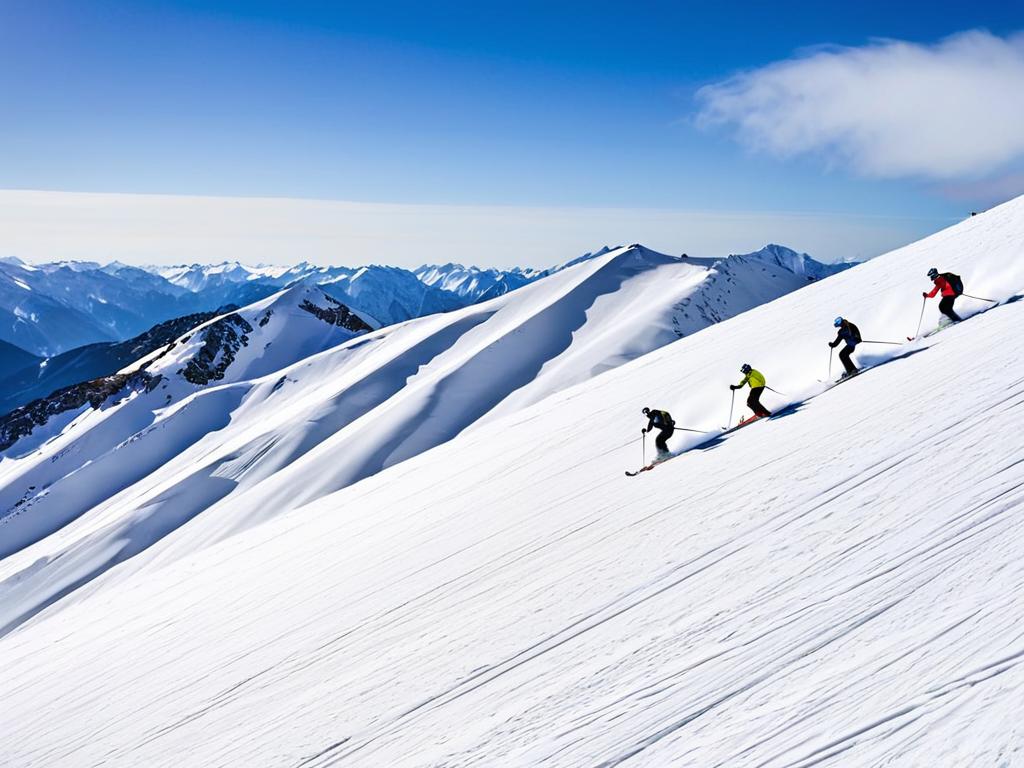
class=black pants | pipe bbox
[939,295,962,323]
[655,426,674,454]
[839,344,858,374]
[747,387,772,417]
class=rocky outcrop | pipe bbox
[0,307,236,417]
[0,372,162,452]
[0,307,242,452]
[299,295,373,332]
[178,313,254,385]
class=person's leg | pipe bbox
[839,345,858,374]
[748,386,772,417]
[655,429,670,457]
[939,296,963,322]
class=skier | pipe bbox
[829,316,861,377]
[641,407,675,460]
[730,364,772,419]
[923,267,963,324]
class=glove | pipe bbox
[922,292,928,298]
[829,341,837,348]
[641,428,647,434]
[729,385,738,390]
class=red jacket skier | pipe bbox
[923,267,963,323]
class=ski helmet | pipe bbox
[642,407,650,415]
[740,363,752,374]
[927,267,939,279]
[834,316,843,327]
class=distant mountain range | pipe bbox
[0,244,853,423]
[0,256,278,356]
[1,245,850,359]
[0,256,532,357]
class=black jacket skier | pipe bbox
[829,317,861,376]
[642,407,675,458]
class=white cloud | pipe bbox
[697,30,1024,180]
[0,189,954,267]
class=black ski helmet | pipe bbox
[740,363,752,374]
[642,407,650,415]
[927,267,939,279]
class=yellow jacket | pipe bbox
[737,369,766,389]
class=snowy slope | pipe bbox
[0,244,824,628]
[0,284,372,561]
[1,198,1023,766]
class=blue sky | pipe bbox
[2,1,1023,266]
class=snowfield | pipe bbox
[2,198,1024,766]
[0,243,823,636]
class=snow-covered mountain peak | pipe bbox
[137,284,373,386]
[739,242,853,280]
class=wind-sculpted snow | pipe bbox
[2,200,1024,765]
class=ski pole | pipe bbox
[962,293,997,303]
[765,386,788,397]
[674,427,706,434]
[725,390,735,430]
[913,295,926,338]
[828,346,833,379]
[641,430,646,466]
[859,340,905,345]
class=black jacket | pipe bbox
[645,409,674,432]
[831,321,861,348]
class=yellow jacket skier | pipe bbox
[730,363,772,418]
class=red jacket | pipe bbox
[926,276,955,298]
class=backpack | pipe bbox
[654,410,675,429]
[849,322,862,343]
[941,272,964,296]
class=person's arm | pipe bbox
[731,373,749,390]
[643,416,655,433]
[924,281,940,298]
[829,330,841,348]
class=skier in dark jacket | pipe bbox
[641,407,675,460]
[829,316,861,377]
[924,267,963,323]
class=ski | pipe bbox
[721,415,763,435]
[905,295,1015,341]
[625,465,655,477]
[908,323,954,342]
[832,370,862,385]
[625,455,674,476]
